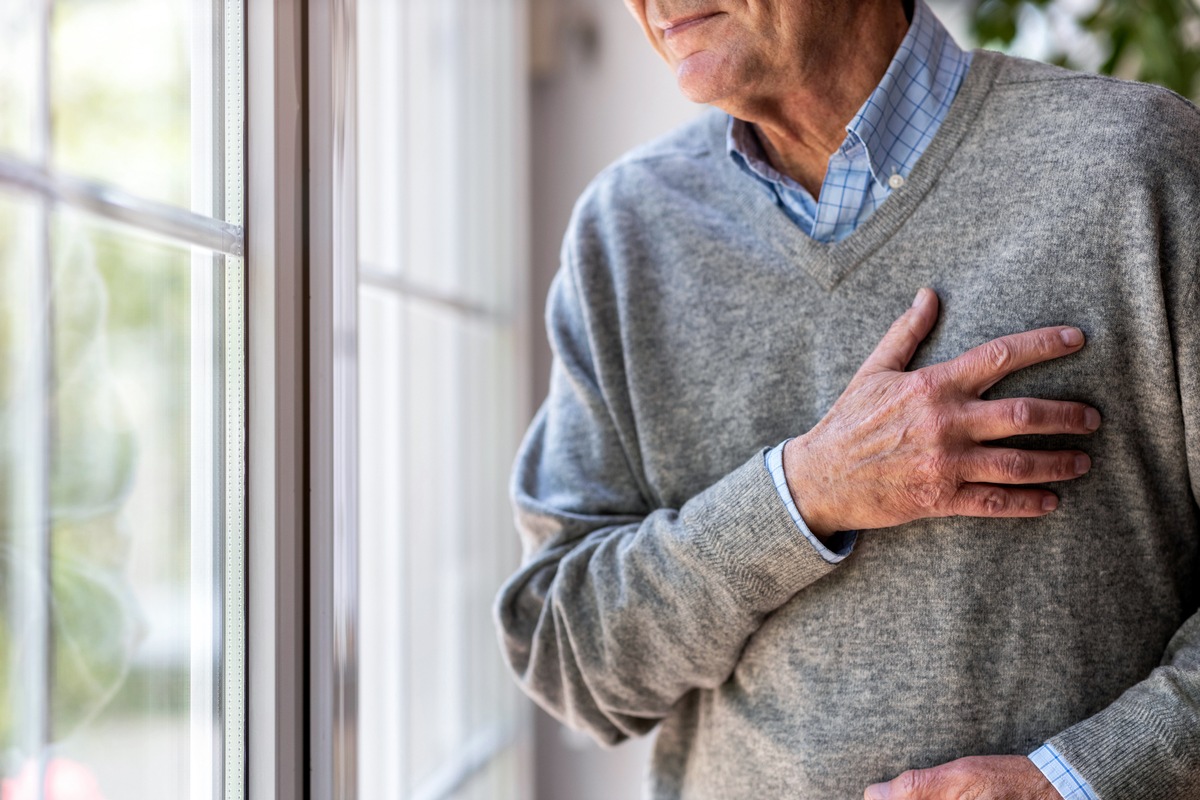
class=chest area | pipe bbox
[613,223,1171,506]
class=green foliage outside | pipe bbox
[968,0,1200,99]
[2,0,192,777]
[0,214,146,752]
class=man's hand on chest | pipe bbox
[865,755,1062,800]
[782,287,1100,541]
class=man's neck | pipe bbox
[719,3,910,198]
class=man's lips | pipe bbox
[659,11,722,38]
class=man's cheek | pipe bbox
[623,0,647,23]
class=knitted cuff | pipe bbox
[680,445,841,614]
[1047,687,1200,800]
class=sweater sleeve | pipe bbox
[1044,211,1200,798]
[492,253,842,746]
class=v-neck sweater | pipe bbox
[727,0,972,243]
[496,49,1200,798]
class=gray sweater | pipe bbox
[495,50,1200,799]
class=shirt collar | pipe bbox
[726,0,969,190]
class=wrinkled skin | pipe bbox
[621,0,908,193]
[787,287,1098,538]
[864,755,1062,800]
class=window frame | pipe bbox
[2,1,249,798]
[4,0,535,795]
[245,1,307,799]
[305,0,360,798]
[246,1,362,798]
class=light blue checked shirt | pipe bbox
[739,2,1098,797]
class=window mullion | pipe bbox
[221,1,247,798]
[13,0,56,794]
[0,155,245,257]
[189,2,221,798]
[308,0,361,798]
[245,0,308,797]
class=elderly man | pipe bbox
[495,0,1200,796]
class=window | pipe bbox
[0,2,244,799]
[355,0,533,797]
[2,1,533,797]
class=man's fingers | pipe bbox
[964,397,1101,440]
[863,767,943,799]
[950,483,1060,517]
[859,288,939,376]
[961,447,1091,485]
[936,325,1085,396]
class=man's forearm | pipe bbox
[497,443,843,744]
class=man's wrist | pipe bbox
[782,435,838,540]
[766,442,856,563]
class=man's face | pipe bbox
[623,0,856,106]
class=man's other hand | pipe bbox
[863,755,1062,800]
[785,287,1101,538]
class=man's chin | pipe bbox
[674,51,741,105]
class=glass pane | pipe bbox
[459,746,520,800]
[356,0,403,275]
[406,298,463,791]
[390,1,453,296]
[398,302,527,796]
[0,205,243,799]
[0,190,51,791]
[460,318,522,740]
[51,211,190,798]
[0,0,39,157]
[355,0,530,795]
[356,0,518,318]
[51,0,188,206]
[454,0,519,317]
[358,286,407,798]
[50,0,244,226]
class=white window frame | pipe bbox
[202,1,538,797]
[307,0,360,798]
[245,1,307,799]
[246,1,361,798]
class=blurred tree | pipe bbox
[968,0,1200,99]
[0,215,144,753]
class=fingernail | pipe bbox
[1074,454,1091,475]
[1042,495,1059,512]
[911,288,924,308]
[1060,327,1083,347]
[864,783,892,800]
[1084,407,1101,431]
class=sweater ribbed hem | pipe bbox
[680,446,839,613]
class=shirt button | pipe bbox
[888,173,905,190]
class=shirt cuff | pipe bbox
[1029,743,1100,800]
[765,438,856,564]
